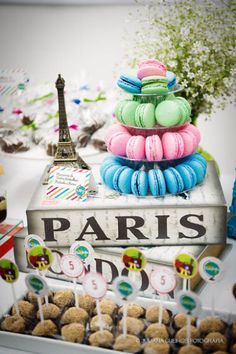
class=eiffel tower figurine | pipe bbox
[53,74,90,169]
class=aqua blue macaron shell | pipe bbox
[113,166,128,192]
[118,167,134,194]
[187,153,207,169]
[117,74,142,94]
[148,169,166,196]
[163,167,184,194]
[131,170,148,196]
[187,160,206,184]
[175,164,197,190]
[100,158,122,180]
[103,164,121,189]
[166,71,177,90]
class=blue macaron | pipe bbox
[148,169,166,197]
[163,167,184,194]
[117,74,142,94]
[166,71,177,90]
[102,164,121,189]
[100,157,122,181]
[131,170,149,196]
[117,167,134,194]
[187,160,206,184]
[113,166,128,192]
[175,164,197,190]
[187,153,207,169]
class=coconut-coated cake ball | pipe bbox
[231,320,236,339]
[178,345,203,354]
[61,323,85,343]
[26,291,53,305]
[145,305,170,324]
[199,316,225,335]
[1,315,25,333]
[89,330,114,348]
[53,289,74,308]
[90,314,113,332]
[144,323,169,340]
[118,304,145,318]
[212,351,229,354]
[231,343,236,354]
[36,303,61,320]
[203,332,228,352]
[113,334,141,353]
[144,338,170,354]
[173,313,196,329]
[12,300,34,318]
[175,325,200,345]
[32,319,57,337]
[78,294,96,314]
[61,307,88,325]
[94,298,118,316]
[118,317,145,336]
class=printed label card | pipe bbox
[45,165,92,203]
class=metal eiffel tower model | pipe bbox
[54,74,90,169]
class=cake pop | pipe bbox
[203,332,228,352]
[199,316,225,335]
[93,298,117,316]
[78,294,96,314]
[173,313,196,329]
[144,323,169,340]
[118,317,145,336]
[89,330,114,348]
[118,304,145,318]
[36,303,61,320]
[143,338,170,354]
[231,343,236,354]
[178,345,203,354]
[61,323,85,343]
[1,315,25,333]
[53,289,74,308]
[231,320,236,339]
[175,325,200,345]
[90,314,113,332]
[61,307,88,325]
[32,319,57,337]
[113,334,141,353]
[145,304,170,324]
[12,300,34,318]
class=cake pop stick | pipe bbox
[25,273,49,322]
[150,266,177,325]
[176,290,201,347]
[113,276,138,337]
[82,272,107,333]
[174,253,198,291]
[0,259,20,316]
[199,256,224,316]
[60,254,84,308]
[25,245,53,305]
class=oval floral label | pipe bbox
[176,290,201,316]
[122,247,146,272]
[113,276,138,303]
[0,259,19,284]
[199,257,223,283]
[25,274,49,297]
[174,253,198,279]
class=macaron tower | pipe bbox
[100,59,207,197]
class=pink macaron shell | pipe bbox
[179,130,195,156]
[105,124,129,145]
[185,123,201,145]
[175,133,184,158]
[137,59,167,79]
[145,135,163,161]
[162,132,179,160]
[126,135,145,160]
[107,132,131,156]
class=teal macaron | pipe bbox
[113,166,134,194]
[175,163,197,190]
[155,100,182,127]
[135,103,156,128]
[141,76,168,95]
[163,167,184,194]
[148,169,166,196]
[131,170,149,196]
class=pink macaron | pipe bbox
[106,131,131,156]
[145,135,163,161]
[137,59,167,80]
[185,123,201,145]
[162,132,184,160]
[179,130,196,156]
[126,135,145,160]
[105,124,129,145]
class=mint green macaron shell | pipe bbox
[135,103,156,128]
[121,101,139,126]
[115,100,131,123]
[155,100,182,127]
[141,76,168,95]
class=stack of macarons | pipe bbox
[117,59,177,95]
[100,153,207,197]
[105,123,200,161]
[115,96,190,129]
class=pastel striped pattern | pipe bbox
[47,165,91,202]
[0,68,27,96]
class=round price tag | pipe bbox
[199,257,223,283]
[28,246,53,271]
[60,254,84,278]
[150,267,177,295]
[122,247,146,272]
[176,290,201,316]
[113,276,138,303]
[24,234,45,251]
[25,274,49,297]
[70,241,94,265]
[82,272,107,299]
[232,283,236,299]
[174,253,198,279]
[0,259,19,284]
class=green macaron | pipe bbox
[155,100,182,127]
[135,103,156,128]
[175,97,191,124]
[141,76,168,95]
[175,97,191,115]
[115,99,132,123]
[121,101,139,126]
